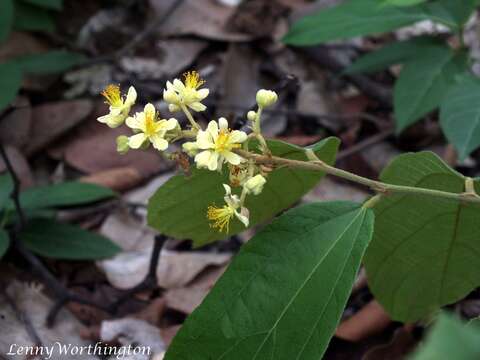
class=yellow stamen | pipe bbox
[207,205,234,233]
[144,110,158,137]
[214,129,241,152]
[183,71,205,90]
[101,84,123,107]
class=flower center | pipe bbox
[144,112,158,137]
[101,84,123,107]
[183,71,205,90]
[214,130,240,153]
[207,205,234,233]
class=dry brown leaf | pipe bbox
[26,100,94,155]
[153,0,252,42]
[362,327,417,360]
[80,167,143,192]
[0,146,33,189]
[0,32,49,63]
[336,300,392,342]
[0,96,31,149]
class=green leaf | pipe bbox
[0,229,10,258]
[12,182,115,211]
[345,36,443,75]
[382,0,428,6]
[21,0,62,11]
[411,314,480,359]
[15,51,85,75]
[394,47,468,133]
[0,174,13,210]
[0,62,22,112]
[165,202,374,360]
[13,2,55,32]
[433,0,477,26]
[282,0,458,46]
[148,137,340,246]
[20,219,121,259]
[440,75,480,160]
[364,151,480,322]
[0,0,14,43]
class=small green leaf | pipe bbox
[0,174,13,210]
[0,62,22,112]
[148,137,339,246]
[283,0,458,46]
[13,2,55,32]
[364,152,480,322]
[20,219,121,260]
[411,314,480,359]
[382,0,428,6]
[0,0,14,43]
[440,75,480,160]
[165,202,374,360]
[15,51,85,75]
[345,36,443,75]
[13,182,115,211]
[21,0,62,11]
[0,229,10,258]
[394,47,468,133]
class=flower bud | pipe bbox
[256,89,278,108]
[182,142,199,157]
[247,110,257,122]
[116,135,130,154]
[243,174,267,195]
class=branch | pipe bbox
[236,149,480,205]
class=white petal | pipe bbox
[150,134,169,151]
[164,88,180,103]
[196,130,214,149]
[128,133,147,149]
[125,115,143,130]
[165,118,178,130]
[235,208,249,227]
[207,151,219,171]
[228,130,247,144]
[144,103,156,117]
[194,150,213,169]
[196,88,209,100]
[125,86,137,105]
[206,120,219,139]
[223,184,232,196]
[173,79,186,91]
[223,151,243,166]
[98,113,124,128]
[218,117,228,130]
[166,81,174,90]
[168,104,180,113]
[188,102,206,112]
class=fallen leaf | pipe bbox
[80,167,143,192]
[0,146,33,189]
[336,300,392,342]
[0,32,49,63]
[26,100,94,155]
[362,327,417,360]
[0,96,31,149]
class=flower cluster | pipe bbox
[97,71,277,233]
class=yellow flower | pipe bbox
[98,85,137,128]
[126,103,178,151]
[163,71,209,113]
[194,118,247,171]
[207,184,249,232]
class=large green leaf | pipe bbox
[364,151,480,322]
[10,182,115,211]
[15,51,85,75]
[20,219,121,259]
[411,314,480,359]
[13,2,55,32]
[21,0,62,11]
[282,0,458,46]
[0,0,14,43]
[346,36,443,75]
[0,62,22,112]
[0,174,13,210]
[148,138,340,246]
[433,0,477,26]
[394,47,468,133]
[0,229,10,258]
[165,202,374,360]
[382,0,428,6]
[440,75,480,160]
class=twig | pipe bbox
[109,234,167,312]
[82,0,186,66]
[1,287,44,350]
